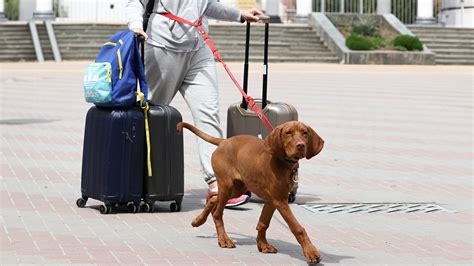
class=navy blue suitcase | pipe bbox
[76,106,145,214]
[141,105,184,212]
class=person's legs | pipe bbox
[179,47,248,206]
[179,46,222,185]
[144,43,187,105]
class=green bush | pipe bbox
[393,35,423,51]
[5,0,19,20]
[346,34,376,50]
[353,17,380,37]
[373,38,391,48]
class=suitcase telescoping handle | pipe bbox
[241,16,270,110]
[240,21,251,110]
[138,35,146,68]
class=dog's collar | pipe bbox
[281,158,298,167]
[277,158,299,182]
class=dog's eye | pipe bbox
[303,131,308,137]
[285,131,292,135]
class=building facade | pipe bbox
[1,0,473,27]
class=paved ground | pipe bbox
[0,61,472,265]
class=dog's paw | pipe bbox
[257,243,278,253]
[218,237,236,248]
[191,216,206,227]
[303,245,321,264]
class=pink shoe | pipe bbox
[225,194,250,208]
[206,193,250,208]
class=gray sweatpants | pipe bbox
[145,43,222,184]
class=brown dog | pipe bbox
[177,121,324,263]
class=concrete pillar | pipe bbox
[377,0,391,14]
[33,0,55,20]
[0,0,7,21]
[266,0,282,23]
[295,0,312,23]
[416,0,435,24]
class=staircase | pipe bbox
[208,24,340,63]
[408,26,474,65]
[52,23,339,63]
[0,23,36,62]
[1,22,339,63]
[53,23,127,61]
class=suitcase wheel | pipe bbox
[141,202,153,213]
[76,197,87,208]
[99,204,112,214]
[170,201,181,212]
[126,202,139,213]
[288,193,296,203]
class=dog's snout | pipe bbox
[296,142,306,150]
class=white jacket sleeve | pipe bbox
[126,0,146,30]
[205,0,241,22]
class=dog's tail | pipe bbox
[177,122,223,146]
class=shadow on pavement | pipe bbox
[197,233,354,264]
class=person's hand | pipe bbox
[241,8,264,23]
[132,28,148,41]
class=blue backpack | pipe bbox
[83,30,148,107]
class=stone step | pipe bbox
[414,34,474,41]
[410,29,474,35]
[408,26,474,32]
[59,52,339,62]
[221,53,338,60]
[54,34,310,41]
[0,49,36,55]
[428,49,474,55]
[420,38,474,44]
[435,54,474,60]
[0,54,37,61]
[213,41,328,49]
[435,59,474,65]
[222,55,340,62]
[209,29,316,34]
[0,40,33,47]
[425,43,474,49]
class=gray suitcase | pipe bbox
[226,21,298,202]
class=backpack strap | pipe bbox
[143,0,155,32]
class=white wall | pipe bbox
[19,0,36,20]
[57,0,126,22]
[440,0,474,27]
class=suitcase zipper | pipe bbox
[103,41,123,80]
[117,39,124,80]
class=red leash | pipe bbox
[160,13,274,131]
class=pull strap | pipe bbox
[159,12,274,131]
[137,91,152,177]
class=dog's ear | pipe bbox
[265,126,286,158]
[305,125,324,159]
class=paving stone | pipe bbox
[0,62,472,265]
